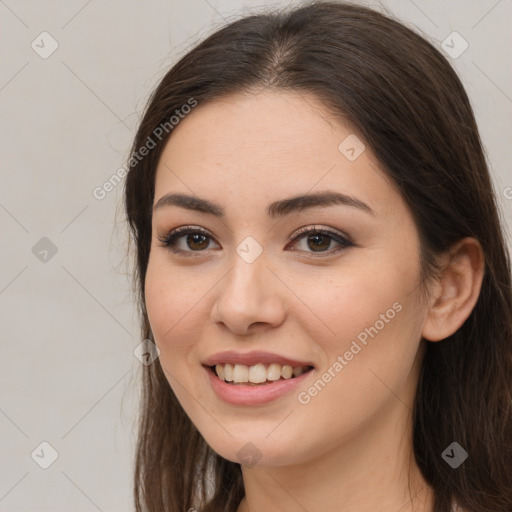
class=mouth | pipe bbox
[206,363,315,385]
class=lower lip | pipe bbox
[204,365,313,406]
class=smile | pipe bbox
[212,363,313,385]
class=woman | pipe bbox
[124,2,512,511]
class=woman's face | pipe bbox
[145,90,429,467]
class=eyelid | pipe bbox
[289,224,350,242]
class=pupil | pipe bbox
[309,234,329,251]
[188,234,208,250]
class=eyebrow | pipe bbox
[152,191,374,218]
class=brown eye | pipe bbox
[305,233,332,252]
[185,233,209,251]
[157,226,218,256]
[288,226,353,257]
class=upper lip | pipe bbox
[203,350,315,368]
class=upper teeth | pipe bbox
[215,363,309,383]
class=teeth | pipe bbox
[281,365,293,379]
[224,363,234,382]
[293,366,303,377]
[233,364,249,382]
[214,363,310,384]
[267,363,282,381]
[248,363,267,383]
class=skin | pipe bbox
[144,90,484,512]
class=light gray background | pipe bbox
[0,0,511,510]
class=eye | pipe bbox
[286,225,353,257]
[157,225,353,257]
[157,226,219,256]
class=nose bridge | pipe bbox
[212,241,285,333]
[223,243,270,307]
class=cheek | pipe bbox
[144,256,202,366]
[295,246,425,403]
[285,282,424,462]
[311,265,422,384]
[144,257,214,420]
[300,247,421,349]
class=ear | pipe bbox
[421,237,485,342]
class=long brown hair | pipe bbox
[124,2,512,511]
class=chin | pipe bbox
[203,431,310,468]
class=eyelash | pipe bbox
[157,225,354,258]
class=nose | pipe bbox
[210,253,286,336]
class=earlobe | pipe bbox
[421,237,485,342]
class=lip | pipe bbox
[202,350,314,368]
[204,365,314,406]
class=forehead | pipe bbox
[161,91,346,170]
[153,90,400,220]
